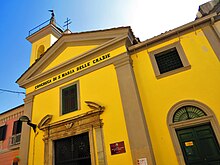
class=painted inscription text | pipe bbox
[35,53,110,89]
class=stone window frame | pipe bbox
[149,42,190,78]
[167,100,220,165]
[60,81,80,116]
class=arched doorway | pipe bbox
[167,100,220,165]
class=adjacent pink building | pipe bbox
[0,105,24,165]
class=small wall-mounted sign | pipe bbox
[138,158,147,165]
[138,158,148,165]
[185,141,194,147]
[110,141,126,155]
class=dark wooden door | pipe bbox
[55,132,91,165]
[176,124,220,165]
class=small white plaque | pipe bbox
[138,158,147,165]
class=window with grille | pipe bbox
[54,132,91,165]
[61,83,78,115]
[155,47,183,74]
[149,42,190,77]
[173,106,206,122]
[0,125,7,141]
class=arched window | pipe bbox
[37,45,45,59]
[173,105,206,122]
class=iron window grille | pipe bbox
[149,42,190,78]
[173,106,206,122]
[155,47,183,74]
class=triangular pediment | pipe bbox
[17,27,135,89]
[42,38,111,73]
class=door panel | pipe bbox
[177,129,202,163]
[55,132,91,165]
[195,126,220,162]
[176,124,220,165]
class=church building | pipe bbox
[17,1,220,164]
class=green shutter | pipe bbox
[62,84,78,115]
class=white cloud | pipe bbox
[125,0,209,40]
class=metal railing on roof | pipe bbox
[28,19,50,36]
[28,19,64,36]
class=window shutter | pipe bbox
[62,84,78,115]
[12,120,22,135]
[0,125,7,141]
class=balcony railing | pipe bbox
[9,133,21,146]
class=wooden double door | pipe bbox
[176,123,220,165]
[54,132,91,165]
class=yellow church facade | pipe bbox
[17,2,220,165]
[129,11,220,164]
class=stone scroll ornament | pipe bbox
[85,101,105,111]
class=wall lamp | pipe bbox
[19,116,37,133]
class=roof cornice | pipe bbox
[26,24,63,43]
[128,12,218,52]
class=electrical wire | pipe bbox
[0,88,25,95]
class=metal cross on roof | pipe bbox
[64,18,72,30]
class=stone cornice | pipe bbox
[128,13,218,52]
[41,108,104,131]
[0,111,24,124]
[26,24,62,43]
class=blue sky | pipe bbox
[0,0,208,113]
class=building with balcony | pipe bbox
[0,104,24,165]
[17,1,220,164]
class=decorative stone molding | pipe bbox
[167,100,220,165]
[65,122,73,129]
[42,107,106,165]
[0,111,24,123]
[38,114,53,130]
[85,101,105,111]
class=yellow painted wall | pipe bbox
[28,65,133,165]
[131,29,220,164]
[42,39,112,72]
[43,45,98,72]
